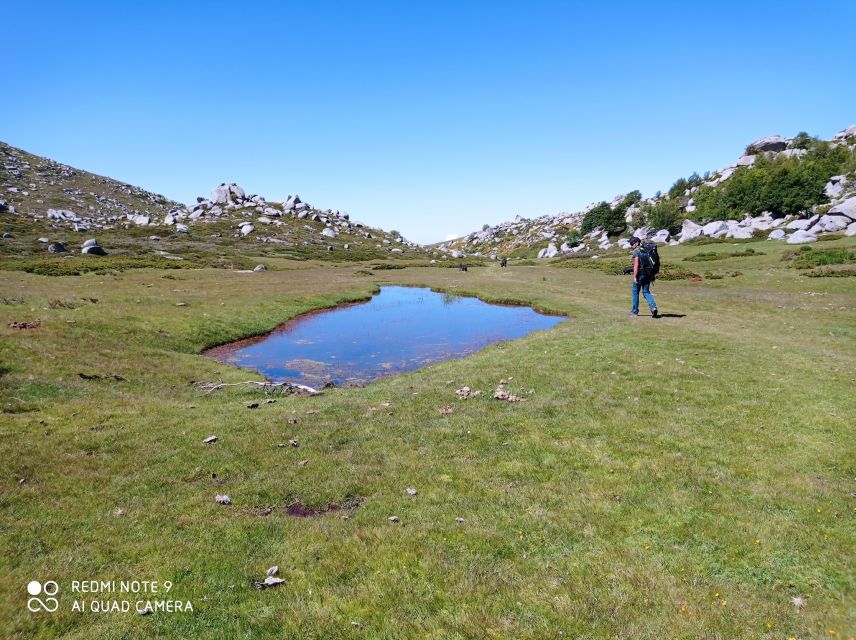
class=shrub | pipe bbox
[580,192,640,236]
[623,190,642,206]
[788,132,817,150]
[581,202,620,235]
[643,199,684,233]
[565,230,582,246]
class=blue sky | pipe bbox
[3,1,855,244]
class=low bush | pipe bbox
[657,264,699,280]
[786,247,855,269]
[803,266,856,277]
[0,256,204,276]
[685,248,764,262]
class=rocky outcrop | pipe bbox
[746,135,789,154]
[1,140,421,259]
[438,124,856,258]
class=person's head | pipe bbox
[629,237,641,248]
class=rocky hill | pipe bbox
[438,125,856,259]
[0,141,423,265]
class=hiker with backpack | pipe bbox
[628,236,659,318]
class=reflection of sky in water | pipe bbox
[220,286,565,386]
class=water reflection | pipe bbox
[207,286,564,387]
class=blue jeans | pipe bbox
[631,279,657,314]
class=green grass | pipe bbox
[0,239,854,639]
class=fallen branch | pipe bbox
[192,380,322,396]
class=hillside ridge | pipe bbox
[0,141,421,263]
[437,125,856,259]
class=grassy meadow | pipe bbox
[1,236,854,639]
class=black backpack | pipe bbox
[639,242,660,280]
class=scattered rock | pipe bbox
[246,402,259,409]
[81,244,107,256]
[214,494,232,505]
[787,229,817,244]
[388,515,400,523]
[746,135,789,153]
[288,439,299,447]
[406,487,417,496]
[455,517,465,524]
[439,405,455,415]
[47,242,66,253]
[266,566,279,576]
[202,435,218,444]
[678,219,703,243]
[253,264,267,272]
[114,508,125,517]
[493,386,527,402]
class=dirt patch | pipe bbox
[286,496,364,518]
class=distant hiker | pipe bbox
[459,263,468,272]
[500,257,507,267]
[628,237,659,318]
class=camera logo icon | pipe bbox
[27,580,59,612]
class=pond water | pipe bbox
[206,286,564,387]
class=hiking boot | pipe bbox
[651,308,659,318]
[628,311,638,316]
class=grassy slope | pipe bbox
[0,238,854,639]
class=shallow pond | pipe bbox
[206,286,564,387]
